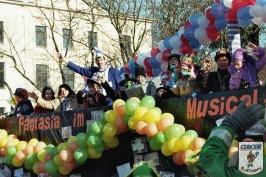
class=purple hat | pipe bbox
[232,48,247,63]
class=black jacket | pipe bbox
[13,100,34,117]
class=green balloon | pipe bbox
[184,130,198,139]
[146,136,152,143]
[24,160,33,170]
[101,113,108,124]
[7,145,16,156]
[48,171,60,177]
[167,124,183,139]
[91,121,104,135]
[87,124,92,135]
[26,153,38,165]
[95,143,105,153]
[123,114,131,124]
[88,134,103,146]
[45,144,54,151]
[125,100,139,115]
[50,147,58,158]
[76,159,86,165]
[76,133,89,148]
[140,96,155,109]
[74,147,88,163]
[128,128,136,133]
[152,107,162,114]
[155,131,165,144]
[4,155,13,165]
[45,160,58,174]
[149,137,162,151]
[187,165,195,175]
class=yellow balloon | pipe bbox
[105,136,119,148]
[16,141,27,151]
[103,123,117,137]
[12,156,24,167]
[59,166,71,175]
[129,97,141,103]
[168,138,180,152]
[87,139,95,148]
[145,109,161,123]
[37,149,46,162]
[180,135,194,151]
[32,162,39,174]
[128,116,138,130]
[113,99,125,111]
[12,139,19,146]
[57,143,68,153]
[0,130,8,138]
[161,142,174,156]
[67,136,76,145]
[174,139,182,152]
[134,107,149,120]
[54,154,63,166]
[105,110,118,124]
[102,135,113,143]
[0,137,8,147]
[28,139,39,146]
[160,113,174,122]
[88,147,102,159]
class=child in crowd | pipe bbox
[228,42,266,90]
[13,88,34,117]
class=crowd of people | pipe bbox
[6,42,266,118]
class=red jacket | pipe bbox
[34,105,53,114]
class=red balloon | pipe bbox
[183,22,192,29]
[207,22,219,33]
[133,56,138,62]
[205,8,216,22]
[162,49,172,62]
[144,57,151,69]
[123,63,131,74]
[215,0,220,2]
[244,0,256,5]
[207,31,220,41]
[180,43,193,55]
[180,34,189,44]
[231,0,245,12]
[150,47,161,56]
[226,9,237,22]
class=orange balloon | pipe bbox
[228,147,238,158]
[135,121,148,135]
[38,162,46,173]
[63,160,76,171]
[25,145,34,154]
[69,141,80,152]
[173,151,184,165]
[115,116,127,129]
[192,138,205,150]
[45,152,52,162]
[146,123,158,137]
[129,97,140,103]
[59,149,74,162]
[34,142,46,153]
[158,117,174,132]
[0,147,7,156]
[117,127,128,133]
[6,141,15,148]
[15,150,27,162]
[8,134,17,139]
[116,103,126,116]
[182,150,194,165]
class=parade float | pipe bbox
[2,0,266,176]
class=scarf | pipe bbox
[98,64,108,72]
[98,65,109,95]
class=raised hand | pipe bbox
[247,42,259,52]
[28,92,38,100]
[203,58,211,73]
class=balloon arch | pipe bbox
[121,0,266,77]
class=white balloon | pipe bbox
[252,17,263,25]
[198,16,210,28]
[136,55,146,67]
[155,52,163,63]
[223,0,233,8]
[249,4,262,18]
[178,26,184,36]
[158,40,167,51]
[261,5,266,17]
[199,37,210,46]
[161,61,168,71]
[169,36,181,49]
[261,15,266,23]
[171,48,181,55]
[194,27,207,41]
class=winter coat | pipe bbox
[13,100,34,117]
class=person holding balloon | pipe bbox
[199,98,266,177]
[228,42,266,90]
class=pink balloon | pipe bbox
[123,63,131,74]
[133,56,138,62]
[162,50,172,62]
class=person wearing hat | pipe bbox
[195,50,231,94]
[228,42,266,90]
[125,161,160,177]
[119,73,137,90]
[13,88,34,117]
[57,47,123,96]
[199,98,266,177]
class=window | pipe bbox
[35,26,47,47]
[36,64,48,89]
[121,35,132,58]
[63,67,74,89]
[88,31,97,49]
[0,21,3,43]
[63,29,72,49]
[0,62,4,88]
[0,107,4,114]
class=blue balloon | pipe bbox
[189,39,200,49]
[193,45,203,51]
[257,0,266,7]
[211,3,226,18]
[174,32,179,36]
[149,56,160,68]
[214,17,227,30]
[238,19,251,28]
[243,7,253,20]
[237,7,247,20]
[120,67,125,74]
[129,59,134,65]
[163,38,173,49]
[129,62,135,75]
[152,67,163,76]
[184,27,196,40]
[189,14,201,28]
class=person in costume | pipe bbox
[195,50,231,93]
[57,47,123,96]
[228,42,266,90]
[126,161,160,177]
[157,53,199,99]
[199,98,266,177]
